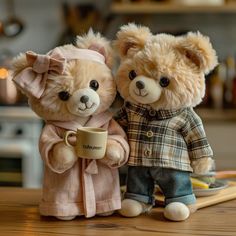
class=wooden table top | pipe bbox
[0,187,236,236]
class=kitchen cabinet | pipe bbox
[0,106,43,187]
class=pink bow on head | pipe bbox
[12,49,66,99]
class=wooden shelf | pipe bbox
[111,2,236,14]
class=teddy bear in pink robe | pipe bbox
[12,31,129,220]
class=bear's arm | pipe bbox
[100,119,130,168]
[39,124,68,173]
[181,109,213,161]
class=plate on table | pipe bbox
[193,179,228,197]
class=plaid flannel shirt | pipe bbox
[115,102,213,172]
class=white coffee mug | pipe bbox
[64,127,108,159]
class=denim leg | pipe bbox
[150,168,196,205]
[124,166,155,205]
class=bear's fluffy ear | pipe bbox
[176,32,218,74]
[76,29,113,69]
[114,23,152,58]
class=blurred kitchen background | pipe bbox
[0,0,236,188]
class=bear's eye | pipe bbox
[58,91,71,101]
[159,77,170,88]
[129,70,137,80]
[89,80,99,91]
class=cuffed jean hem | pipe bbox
[165,193,196,206]
[124,192,155,205]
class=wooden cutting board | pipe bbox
[155,181,236,209]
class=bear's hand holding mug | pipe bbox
[64,127,108,159]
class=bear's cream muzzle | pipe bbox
[129,76,162,104]
[67,88,100,117]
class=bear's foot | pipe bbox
[56,215,77,221]
[164,202,190,221]
[119,199,152,217]
[97,210,115,216]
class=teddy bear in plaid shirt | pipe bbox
[114,23,218,221]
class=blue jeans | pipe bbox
[124,166,196,206]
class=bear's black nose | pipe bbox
[80,95,89,104]
[136,81,145,90]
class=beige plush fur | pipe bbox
[114,23,218,111]
[115,24,151,58]
[13,34,116,122]
[76,29,114,69]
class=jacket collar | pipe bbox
[46,111,113,131]
[125,102,184,120]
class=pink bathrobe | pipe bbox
[39,112,129,218]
